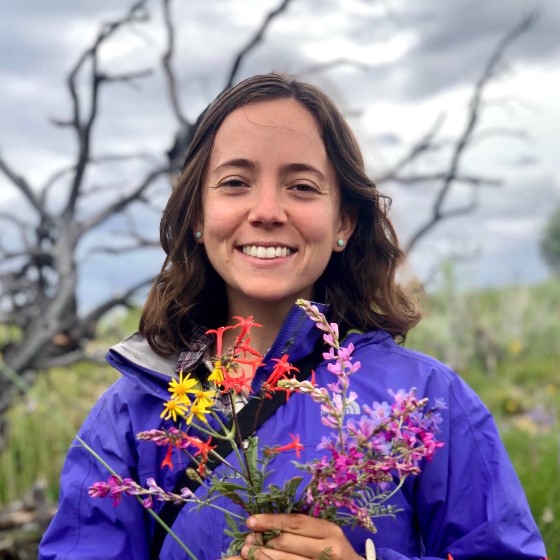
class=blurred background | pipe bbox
[0,0,559,557]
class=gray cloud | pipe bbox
[1,0,557,303]
[392,0,560,99]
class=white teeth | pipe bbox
[242,245,293,259]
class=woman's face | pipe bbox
[197,98,355,315]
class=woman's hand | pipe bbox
[227,513,363,560]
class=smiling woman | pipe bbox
[196,98,355,326]
[39,74,547,560]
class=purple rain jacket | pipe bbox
[39,303,547,560]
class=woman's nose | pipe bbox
[247,185,287,226]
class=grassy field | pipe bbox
[406,276,560,556]
[1,278,558,555]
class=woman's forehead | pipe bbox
[208,99,329,169]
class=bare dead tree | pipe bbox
[379,13,536,255]
[0,0,534,444]
[0,0,295,444]
[0,2,164,440]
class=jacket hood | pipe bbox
[106,332,180,400]
[109,331,179,376]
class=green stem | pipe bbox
[379,476,407,503]
[180,433,239,474]
[187,419,230,440]
[77,436,198,560]
[227,392,254,488]
[145,508,198,560]
[209,410,247,479]
[195,498,246,520]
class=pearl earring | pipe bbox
[195,231,202,240]
[337,239,345,247]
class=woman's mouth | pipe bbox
[240,245,295,259]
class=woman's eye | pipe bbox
[290,183,318,193]
[221,179,246,188]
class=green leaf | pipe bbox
[244,436,260,485]
[283,476,303,499]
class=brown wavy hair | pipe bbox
[140,73,420,355]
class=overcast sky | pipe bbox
[1,0,559,310]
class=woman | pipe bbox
[39,74,546,560]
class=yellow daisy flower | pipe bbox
[168,371,198,403]
[186,402,212,425]
[192,388,216,408]
[160,399,188,423]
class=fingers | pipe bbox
[240,515,358,560]
[240,542,305,560]
[250,530,319,559]
[247,513,342,539]
[240,541,340,560]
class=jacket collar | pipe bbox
[106,301,329,393]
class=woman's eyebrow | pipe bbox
[214,158,256,173]
[280,162,326,181]
[213,159,326,181]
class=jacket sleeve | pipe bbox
[39,381,153,560]
[376,370,547,560]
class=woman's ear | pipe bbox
[334,207,357,252]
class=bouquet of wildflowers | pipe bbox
[85,299,444,558]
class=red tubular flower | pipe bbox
[235,354,263,377]
[220,367,253,395]
[264,384,293,402]
[309,368,317,387]
[183,435,216,462]
[205,325,234,357]
[265,433,304,459]
[261,354,300,401]
[235,345,263,366]
[161,445,175,470]
[267,354,299,386]
[232,315,263,347]
[160,429,188,470]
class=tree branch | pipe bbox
[99,68,154,86]
[161,0,189,129]
[80,167,170,233]
[390,173,501,188]
[42,348,107,370]
[71,276,153,341]
[0,155,47,219]
[62,1,151,218]
[377,114,446,183]
[403,12,536,254]
[224,0,294,89]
